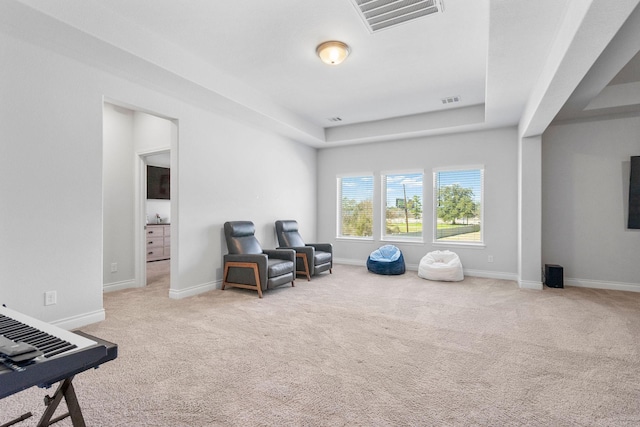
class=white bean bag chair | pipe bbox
[418,250,464,281]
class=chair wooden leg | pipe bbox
[296,253,311,281]
[221,264,229,290]
[253,265,263,298]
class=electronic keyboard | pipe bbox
[0,305,117,426]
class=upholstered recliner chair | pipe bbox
[275,220,332,281]
[222,221,295,298]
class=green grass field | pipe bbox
[385,222,475,231]
[385,222,422,233]
[385,221,480,241]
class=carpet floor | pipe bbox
[2,263,639,426]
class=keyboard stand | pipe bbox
[0,412,32,427]
[0,306,118,427]
[1,375,86,427]
[37,375,85,427]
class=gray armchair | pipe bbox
[275,220,332,281]
[223,221,295,298]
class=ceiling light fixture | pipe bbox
[316,41,350,65]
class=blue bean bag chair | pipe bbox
[367,245,405,275]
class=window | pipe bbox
[434,167,483,243]
[382,171,423,240]
[338,175,374,238]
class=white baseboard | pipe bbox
[169,280,220,299]
[463,269,519,282]
[337,260,640,293]
[52,309,106,330]
[104,278,221,300]
[405,263,419,271]
[335,259,639,292]
[334,259,518,282]
[103,279,137,293]
[334,258,366,267]
[566,277,640,293]
[518,280,544,290]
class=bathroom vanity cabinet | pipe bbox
[146,224,170,262]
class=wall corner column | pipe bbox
[518,135,543,289]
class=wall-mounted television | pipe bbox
[147,165,170,200]
[629,156,640,229]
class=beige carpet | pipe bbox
[2,264,640,426]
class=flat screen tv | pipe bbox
[147,165,170,200]
[629,156,640,229]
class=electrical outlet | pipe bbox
[45,291,57,306]
[488,255,494,263]
[111,263,118,273]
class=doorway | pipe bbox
[102,101,177,296]
[142,151,171,289]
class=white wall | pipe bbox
[542,115,640,291]
[317,127,519,279]
[1,34,105,325]
[134,112,174,152]
[1,29,316,327]
[146,200,171,225]
[517,135,543,289]
[103,106,174,292]
[103,103,135,289]
[174,107,316,296]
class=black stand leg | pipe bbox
[37,376,86,427]
[0,412,32,427]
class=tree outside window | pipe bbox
[338,175,373,238]
[434,168,483,243]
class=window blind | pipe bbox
[382,172,423,239]
[338,175,374,238]
[434,168,483,243]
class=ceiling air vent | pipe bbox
[327,117,343,122]
[351,0,444,33]
[441,95,460,105]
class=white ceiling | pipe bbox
[95,0,490,126]
[5,0,640,147]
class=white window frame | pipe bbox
[336,173,374,240]
[381,170,424,243]
[433,166,484,246]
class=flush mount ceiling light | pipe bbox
[316,41,351,65]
